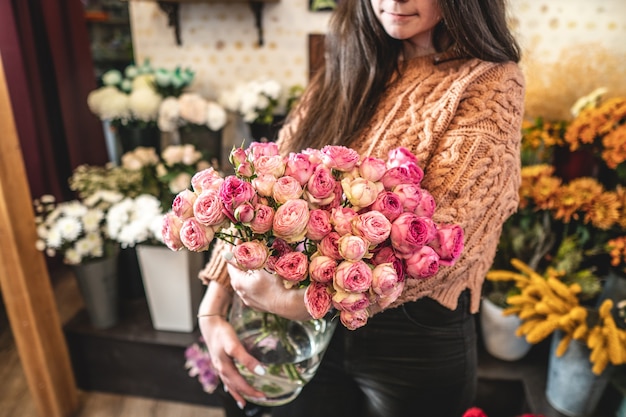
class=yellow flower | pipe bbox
[584,191,621,230]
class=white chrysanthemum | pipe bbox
[87,86,116,116]
[106,195,163,247]
[62,201,88,218]
[83,190,124,208]
[260,79,281,100]
[101,69,122,86]
[65,248,82,265]
[206,101,227,131]
[82,209,104,232]
[132,74,155,90]
[74,237,92,257]
[106,198,133,239]
[46,229,63,249]
[85,232,103,250]
[162,145,185,166]
[179,93,208,125]
[55,216,83,242]
[135,194,162,214]
[169,172,192,194]
[98,88,131,121]
[128,88,162,122]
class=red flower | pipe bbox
[463,408,487,417]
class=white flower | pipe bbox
[46,228,63,249]
[570,87,608,117]
[88,87,130,121]
[162,145,185,166]
[169,172,192,194]
[102,69,122,86]
[181,144,202,165]
[120,79,133,93]
[55,217,83,242]
[128,88,162,122]
[179,93,208,125]
[120,147,159,171]
[82,209,104,232]
[63,201,88,218]
[106,195,164,247]
[260,79,281,100]
[74,237,93,257]
[132,74,155,90]
[158,97,180,132]
[125,65,139,79]
[64,248,82,265]
[206,101,227,131]
[218,88,241,112]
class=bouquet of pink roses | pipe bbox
[162,142,464,330]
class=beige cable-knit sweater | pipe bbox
[199,53,525,314]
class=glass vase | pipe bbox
[228,295,337,406]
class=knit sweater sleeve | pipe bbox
[391,61,525,313]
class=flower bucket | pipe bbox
[136,245,205,332]
[546,330,612,416]
[229,295,337,406]
[117,124,161,157]
[72,255,119,329]
[479,297,532,361]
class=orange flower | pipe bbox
[585,191,621,230]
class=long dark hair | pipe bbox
[285,0,521,152]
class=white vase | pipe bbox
[136,245,205,332]
[480,297,532,361]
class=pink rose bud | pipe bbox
[273,251,309,282]
[234,202,255,224]
[191,168,224,193]
[330,207,357,236]
[334,260,373,293]
[233,240,269,270]
[393,183,423,212]
[339,308,369,330]
[249,204,274,234]
[338,234,369,261]
[266,238,292,272]
[320,145,359,172]
[249,141,279,158]
[272,175,303,204]
[172,189,197,220]
[254,155,285,178]
[414,189,436,218]
[229,147,248,169]
[341,177,382,209]
[372,245,406,280]
[285,152,315,186]
[252,174,277,197]
[236,160,254,178]
[370,191,403,222]
[390,212,437,257]
[381,163,424,190]
[304,282,333,319]
[430,224,464,266]
[332,287,371,312]
[351,210,392,245]
[193,189,226,226]
[387,147,419,168]
[405,246,440,279]
[273,199,310,243]
[307,165,336,199]
[180,217,214,251]
[359,156,387,182]
[219,176,256,220]
[306,209,332,241]
[308,255,338,283]
[318,232,342,260]
[161,212,184,251]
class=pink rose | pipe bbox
[387,147,419,168]
[370,191,403,222]
[332,288,371,312]
[254,155,285,178]
[331,207,358,236]
[161,212,184,251]
[180,217,214,251]
[405,246,440,279]
[390,212,437,257]
[341,177,382,209]
[236,160,254,178]
[307,165,336,199]
[233,240,269,270]
[414,189,436,218]
[359,156,387,182]
[230,148,253,177]
[193,189,226,226]
[371,263,401,297]
[308,255,337,283]
[191,168,224,193]
[374,278,405,309]
[334,260,373,293]
[273,251,309,282]
[285,152,315,186]
[272,175,303,204]
[372,245,406,280]
[219,176,256,220]
[266,238,292,272]
[381,163,424,190]
[306,209,332,241]
[249,204,274,234]
[393,183,423,212]
[301,148,323,164]
[351,211,392,245]
[252,174,277,197]
[273,199,310,243]
[339,308,369,330]
[320,145,359,171]
[338,235,369,261]
[234,202,255,224]
[172,189,197,220]
[315,181,343,211]
[318,232,342,260]
[430,224,464,266]
[249,141,279,158]
[304,282,333,319]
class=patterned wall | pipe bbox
[129,0,626,100]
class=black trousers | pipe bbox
[220,291,477,417]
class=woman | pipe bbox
[198,0,524,416]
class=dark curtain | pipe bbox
[0,0,108,201]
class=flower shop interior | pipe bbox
[1,0,626,417]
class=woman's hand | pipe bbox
[228,264,312,321]
[198,281,267,408]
